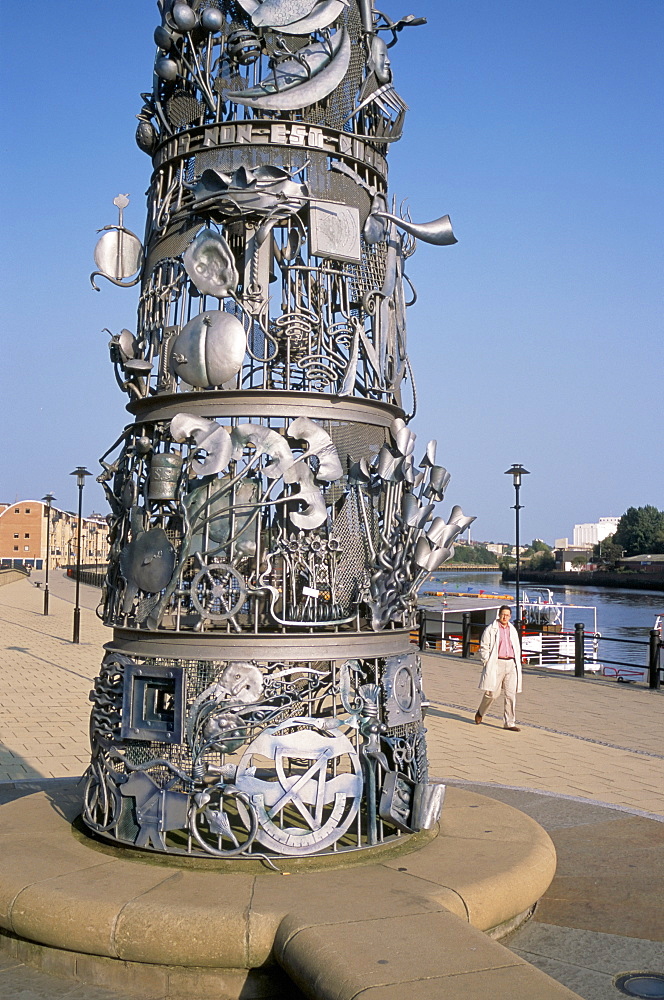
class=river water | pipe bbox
[422,570,664,671]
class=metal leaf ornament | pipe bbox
[170,413,233,478]
[287,417,343,482]
[188,165,308,220]
[248,0,348,33]
[230,424,296,481]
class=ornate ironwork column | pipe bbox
[84,0,474,859]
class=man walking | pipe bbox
[475,605,522,731]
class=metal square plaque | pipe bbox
[309,201,362,262]
[121,662,185,744]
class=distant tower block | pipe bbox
[84,0,473,859]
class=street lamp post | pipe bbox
[70,467,92,643]
[41,493,56,616]
[504,464,530,626]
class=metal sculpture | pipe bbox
[84,0,474,859]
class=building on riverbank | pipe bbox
[573,516,620,548]
[503,566,664,592]
[0,499,108,570]
[554,545,594,571]
[616,553,664,577]
[555,517,621,552]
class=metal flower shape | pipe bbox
[401,493,434,529]
[447,504,476,534]
[377,445,405,482]
[391,418,416,457]
[419,440,437,468]
[423,465,451,501]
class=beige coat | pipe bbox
[478,617,522,693]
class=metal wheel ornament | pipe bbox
[191,564,246,620]
[234,719,363,856]
[188,784,258,857]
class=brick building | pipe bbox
[0,500,109,570]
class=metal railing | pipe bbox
[415,612,662,691]
[567,622,661,690]
[517,622,661,690]
[65,564,107,589]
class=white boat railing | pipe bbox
[521,629,600,671]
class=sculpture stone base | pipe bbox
[0,781,559,1000]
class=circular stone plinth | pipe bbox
[0,781,557,996]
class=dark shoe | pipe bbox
[504,725,521,731]
[474,711,482,725]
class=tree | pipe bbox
[529,549,556,571]
[592,535,623,568]
[613,506,664,557]
[520,539,554,569]
[571,555,587,569]
[448,544,498,565]
[521,539,552,559]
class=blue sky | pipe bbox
[1,0,662,543]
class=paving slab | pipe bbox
[457,783,664,1000]
[0,575,106,782]
[421,650,664,818]
[2,577,663,999]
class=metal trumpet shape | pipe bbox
[373,211,458,246]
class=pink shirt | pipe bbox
[498,624,515,659]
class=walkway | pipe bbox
[1,576,663,999]
[420,648,664,1000]
[422,649,664,819]
[0,572,106,782]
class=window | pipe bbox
[24,533,29,539]
[14,508,19,514]
[13,533,18,539]
[13,546,18,551]
[24,546,29,551]
[25,508,30,513]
